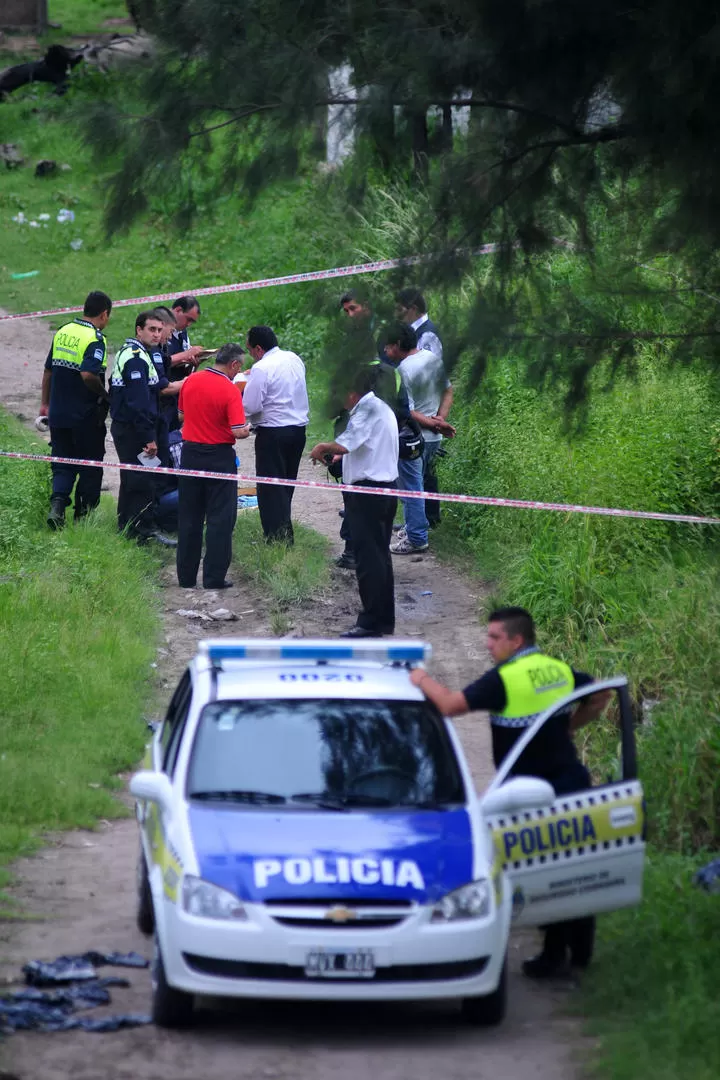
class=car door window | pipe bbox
[161,671,192,776]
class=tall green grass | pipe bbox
[0,411,159,892]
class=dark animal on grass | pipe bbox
[0,45,83,99]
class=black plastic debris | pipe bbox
[693,857,720,893]
[1,951,151,1034]
[23,951,148,986]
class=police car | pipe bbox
[130,639,645,1028]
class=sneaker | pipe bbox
[390,536,429,555]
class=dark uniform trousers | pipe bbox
[111,420,158,539]
[254,425,306,544]
[176,442,237,589]
[345,482,397,634]
[49,416,106,515]
[543,760,595,965]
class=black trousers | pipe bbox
[176,442,237,588]
[542,761,596,964]
[110,420,157,538]
[344,483,397,634]
[49,419,105,514]
[339,490,353,555]
[254,425,306,544]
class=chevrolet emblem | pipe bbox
[325,905,358,923]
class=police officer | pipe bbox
[40,290,112,530]
[109,311,176,547]
[410,606,611,977]
[167,295,205,387]
[310,367,399,637]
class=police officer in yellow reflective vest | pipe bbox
[109,311,176,548]
[410,606,611,978]
[40,290,112,530]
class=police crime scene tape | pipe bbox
[1,449,719,525]
[0,248,502,324]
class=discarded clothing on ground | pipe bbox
[23,950,148,986]
[1,951,151,1034]
[693,857,720,893]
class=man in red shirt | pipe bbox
[176,343,250,589]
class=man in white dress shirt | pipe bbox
[243,325,310,544]
[395,287,443,360]
[310,368,399,638]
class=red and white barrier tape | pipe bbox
[1,449,718,525]
[0,248,501,324]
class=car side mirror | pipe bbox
[481,776,556,816]
[130,771,173,814]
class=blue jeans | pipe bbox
[422,440,441,525]
[397,455,428,546]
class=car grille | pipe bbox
[183,954,489,983]
[263,898,413,931]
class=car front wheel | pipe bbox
[461,957,507,1026]
[151,935,194,1029]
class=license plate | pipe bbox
[304,949,376,979]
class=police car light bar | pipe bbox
[198,639,431,666]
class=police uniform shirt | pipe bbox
[462,647,593,777]
[167,327,192,381]
[398,348,452,444]
[109,339,160,444]
[411,313,443,360]
[150,346,170,391]
[336,391,399,485]
[242,346,309,428]
[44,319,106,427]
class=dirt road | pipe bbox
[0,311,589,1080]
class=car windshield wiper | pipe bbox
[291,791,395,808]
[190,790,287,804]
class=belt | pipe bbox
[353,479,396,488]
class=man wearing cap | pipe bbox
[40,290,112,530]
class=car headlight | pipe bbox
[182,875,247,920]
[430,880,491,922]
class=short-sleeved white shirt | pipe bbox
[336,392,399,484]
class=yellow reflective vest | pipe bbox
[493,649,575,730]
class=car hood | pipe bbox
[188,806,474,904]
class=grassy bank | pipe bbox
[432,348,720,1078]
[0,410,159,898]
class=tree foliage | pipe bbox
[88,0,720,384]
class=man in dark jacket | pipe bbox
[109,311,176,547]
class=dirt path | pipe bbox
[0,311,588,1080]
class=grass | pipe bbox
[0,410,160,897]
[232,511,330,634]
[581,851,720,1080]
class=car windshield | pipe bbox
[187,699,465,809]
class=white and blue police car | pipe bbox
[130,639,645,1028]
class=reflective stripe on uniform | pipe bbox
[111,339,160,387]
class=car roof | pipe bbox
[193,638,431,704]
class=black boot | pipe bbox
[47,497,66,531]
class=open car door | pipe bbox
[482,676,645,927]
